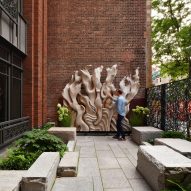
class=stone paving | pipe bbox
[53,136,152,191]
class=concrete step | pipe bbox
[21,152,60,191]
[57,151,79,177]
[0,170,26,191]
[132,126,163,145]
[155,138,191,158]
[52,177,93,191]
[48,127,76,144]
[67,140,76,152]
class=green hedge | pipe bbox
[162,131,186,139]
[0,128,67,170]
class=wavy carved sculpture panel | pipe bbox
[62,65,140,131]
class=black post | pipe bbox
[185,81,191,138]
[161,84,166,131]
[189,58,191,78]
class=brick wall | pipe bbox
[23,0,47,127]
[47,0,149,123]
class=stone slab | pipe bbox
[80,147,96,158]
[92,176,104,191]
[132,126,163,145]
[129,179,152,191]
[21,152,60,191]
[137,145,191,191]
[101,169,131,189]
[96,150,115,158]
[95,143,111,151]
[105,189,133,191]
[48,127,76,144]
[155,138,191,158]
[52,177,93,191]
[98,157,120,169]
[78,158,100,177]
[0,171,26,191]
[57,152,79,177]
[117,158,142,179]
[76,141,94,147]
[67,140,76,152]
[109,143,126,157]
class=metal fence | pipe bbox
[0,117,31,148]
[147,78,191,137]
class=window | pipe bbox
[0,63,8,122]
[0,44,23,122]
[11,55,22,119]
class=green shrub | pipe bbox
[41,122,54,130]
[162,179,191,191]
[0,129,67,170]
[14,129,67,156]
[132,106,150,115]
[57,103,71,127]
[147,139,154,145]
[0,149,40,170]
[162,131,186,139]
[129,106,149,126]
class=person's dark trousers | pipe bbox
[116,114,125,138]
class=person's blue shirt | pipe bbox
[116,95,126,116]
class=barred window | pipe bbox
[0,44,23,122]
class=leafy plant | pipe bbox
[162,179,191,191]
[129,106,150,126]
[132,106,150,115]
[57,103,71,127]
[41,122,54,130]
[0,149,40,170]
[0,129,67,170]
[147,139,154,145]
[162,130,186,139]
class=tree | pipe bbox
[152,0,191,80]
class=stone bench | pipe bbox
[137,145,191,191]
[132,126,163,145]
[21,152,60,191]
[57,151,79,177]
[0,170,26,191]
[48,127,76,144]
[155,138,191,158]
[67,140,76,152]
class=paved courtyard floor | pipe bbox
[53,136,152,191]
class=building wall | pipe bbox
[47,0,149,123]
[23,0,47,127]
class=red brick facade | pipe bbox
[23,0,47,127]
[47,0,150,123]
[23,0,151,126]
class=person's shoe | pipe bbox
[112,135,119,139]
[118,137,126,141]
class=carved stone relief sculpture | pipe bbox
[62,65,140,131]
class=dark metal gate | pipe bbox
[147,78,191,137]
[0,116,31,148]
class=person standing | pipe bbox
[113,89,127,140]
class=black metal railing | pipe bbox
[0,116,31,148]
[0,0,18,19]
[147,78,191,137]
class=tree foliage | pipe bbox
[152,0,191,80]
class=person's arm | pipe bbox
[108,95,117,102]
